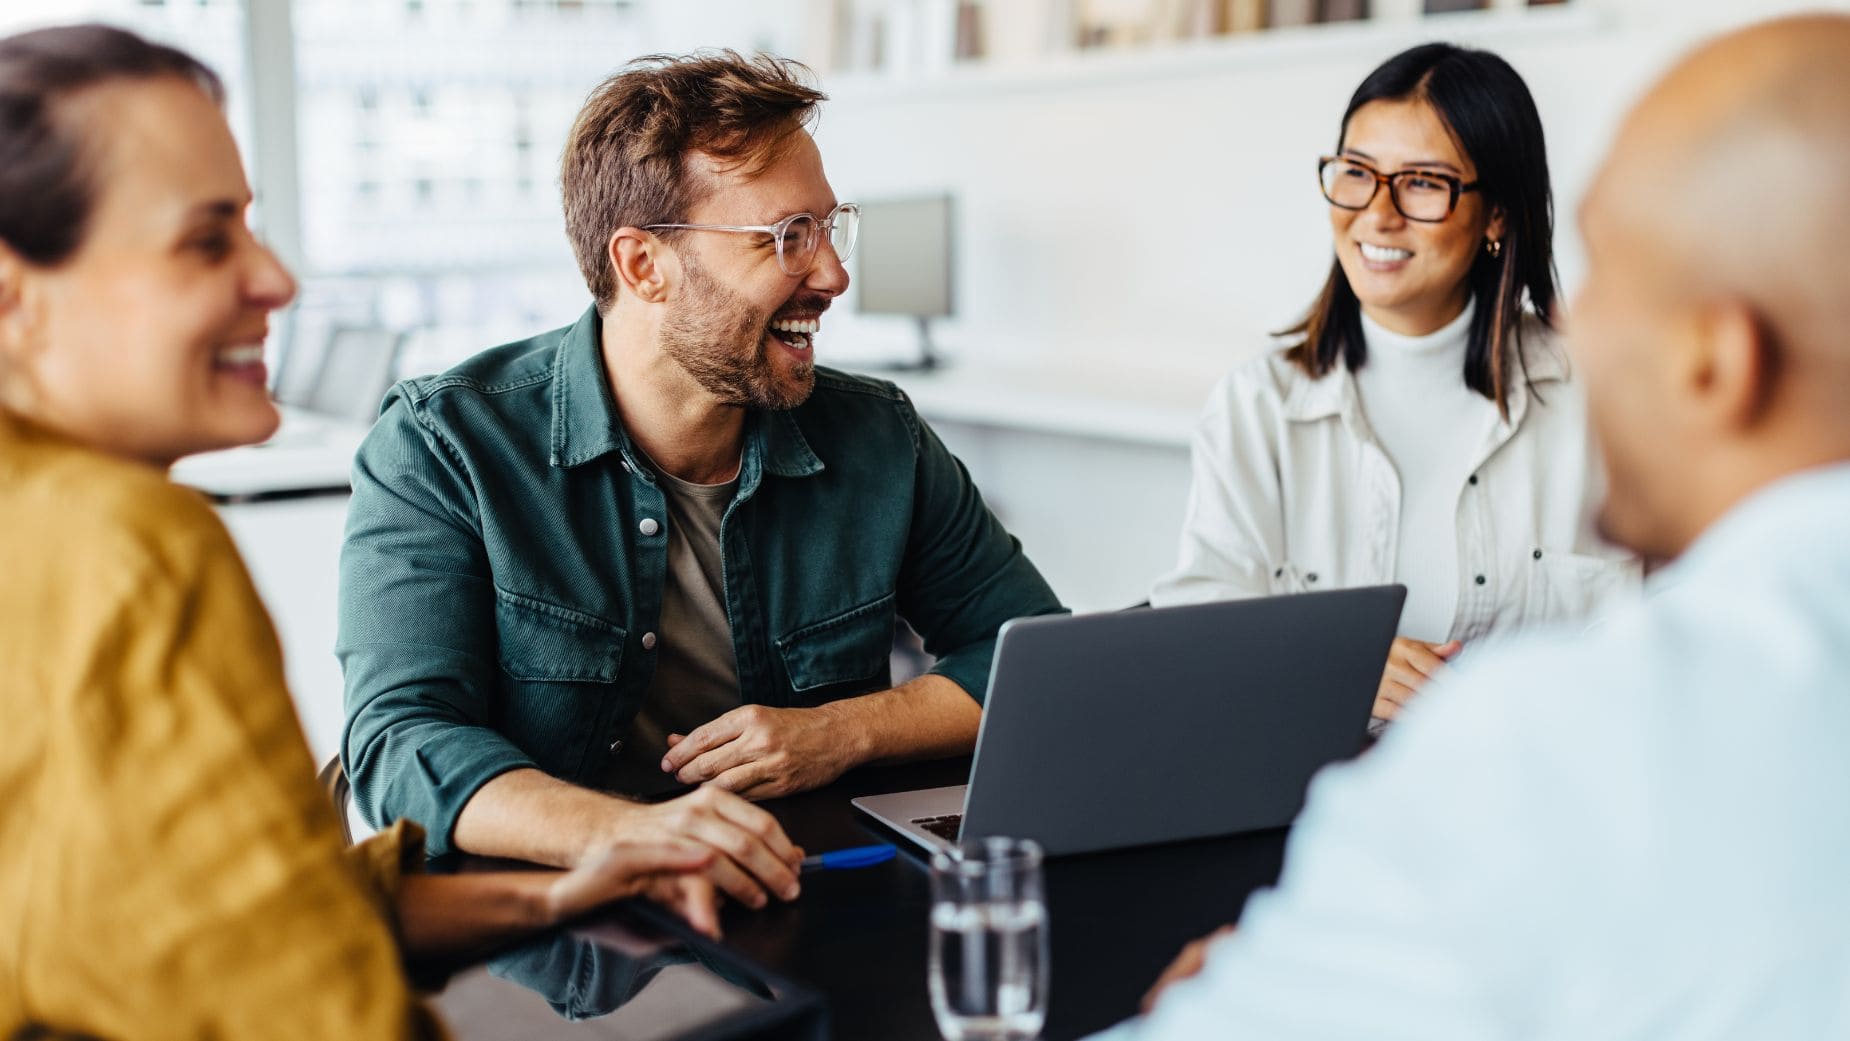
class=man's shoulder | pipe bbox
[797,367,917,429]
[394,325,568,407]
[367,324,578,464]
[809,366,908,404]
[777,368,928,467]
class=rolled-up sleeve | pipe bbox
[893,394,1064,702]
[339,388,536,856]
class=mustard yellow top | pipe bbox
[0,412,444,1040]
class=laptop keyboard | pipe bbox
[911,814,962,841]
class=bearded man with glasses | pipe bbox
[338,51,1062,913]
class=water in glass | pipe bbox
[928,837,1048,1041]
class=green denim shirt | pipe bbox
[338,306,1063,854]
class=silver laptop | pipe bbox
[854,586,1405,857]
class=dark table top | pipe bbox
[434,758,1289,1040]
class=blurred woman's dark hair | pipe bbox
[1282,42,1558,417]
[0,23,222,267]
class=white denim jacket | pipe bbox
[1153,323,1640,643]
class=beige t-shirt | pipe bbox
[605,461,744,798]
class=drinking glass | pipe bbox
[928,837,1049,1041]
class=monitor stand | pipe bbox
[865,316,945,372]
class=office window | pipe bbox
[287,0,646,376]
[0,0,254,170]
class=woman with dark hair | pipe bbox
[1153,43,1638,725]
[0,24,721,1039]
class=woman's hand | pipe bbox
[1374,637,1462,721]
[1141,925,1236,1014]
[546,841,720,937]
[395,842,719,958]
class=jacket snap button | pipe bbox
[608,739,624,756]
[641,631,657,651]
[638,518,660,536]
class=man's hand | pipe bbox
[1141,925,1236,1014]
[610,786,806,911]
[1374,637,1462,721]
[546,841,721,937]
[663,703,866,801]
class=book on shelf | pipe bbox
[1268,0,1317,27]
[1223,0,1267,32]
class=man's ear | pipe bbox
[609,227,673,304]
[1686,298,1776,434]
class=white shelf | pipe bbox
[824,4,1602,103]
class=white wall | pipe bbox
[642,0,1846,373]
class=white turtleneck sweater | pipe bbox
[1352,302,1498,643]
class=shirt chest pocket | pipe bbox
[775,592,896,703]
[494,591,626,777]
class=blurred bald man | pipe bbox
[1090,15,1850,1040]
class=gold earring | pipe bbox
[1486,238,1503,258]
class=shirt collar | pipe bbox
[549,305,630,469]
[548,303,824,480]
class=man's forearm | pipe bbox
[827,673,982,767]
[451,767,638,868]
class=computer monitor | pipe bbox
[273,322,405,424]
[854,194,954,369]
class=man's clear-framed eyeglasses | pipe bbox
[1318,157,1480,223]
[645,202,861,277]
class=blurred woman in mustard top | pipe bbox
[0,25,719,1040]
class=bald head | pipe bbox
[1571,14,1850,560]
[1594,15,1850,362]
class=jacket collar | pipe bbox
[548,304,824,481]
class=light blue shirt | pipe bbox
[1096,464,1850,1040]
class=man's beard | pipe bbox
[658,255,816,411]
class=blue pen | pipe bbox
[800,843,897,873]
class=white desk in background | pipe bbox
[171,406,369,764]
[871,357,1226,613]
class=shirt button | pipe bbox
[638,518,660,536]
[1468,474,1479,486]
[1474,574,1487,585]
[1306,572,1319,583]
[1533,548,1543,560]
[641,631,657,651]
[608,739,624,756]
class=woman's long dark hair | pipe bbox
[1281,42,1558,417]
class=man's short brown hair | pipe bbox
[561,50,826,314]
